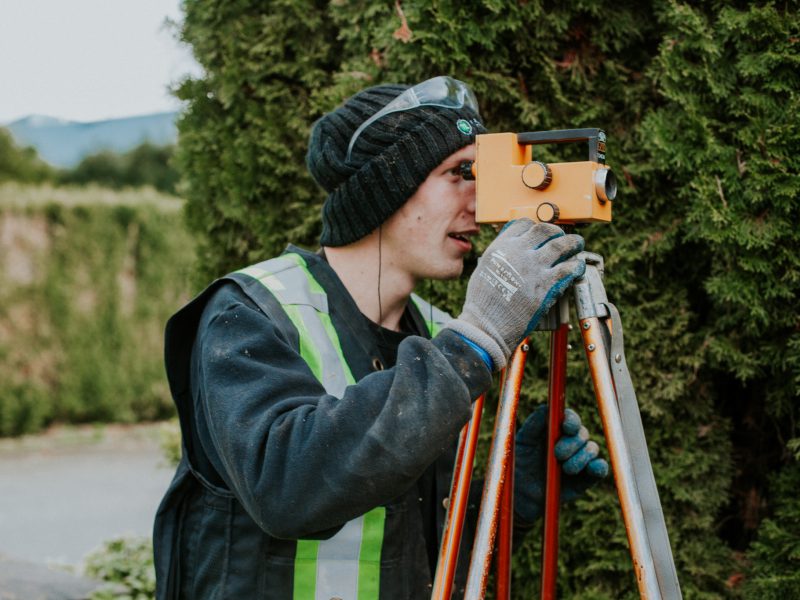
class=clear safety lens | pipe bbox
[346,76,480,161]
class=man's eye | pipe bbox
[448,167,461,176]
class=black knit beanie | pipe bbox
[307,82,486,247]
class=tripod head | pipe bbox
[461,128,616,226]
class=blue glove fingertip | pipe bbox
[563,440,600,475]
[587,457,609,479]
[554,426,589,461]
[562,408,582,436]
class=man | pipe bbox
[154,76,607,599]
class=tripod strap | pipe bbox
[605,302,683,600]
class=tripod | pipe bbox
[431,252,683,600]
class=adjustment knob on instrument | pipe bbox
[521,161,552,190]
[536,202,560,223]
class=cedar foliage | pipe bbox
[175,1,799,596]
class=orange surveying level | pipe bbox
[432,129,682,599]
[462,128,616,225]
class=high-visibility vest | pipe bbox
[235,251,449,600]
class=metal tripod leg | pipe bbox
[574,252,682,600]
[541,297,571,599]
[432,369,519,600]
[495,415,514,600]
[463,340,530,598]
[431,393,486,600]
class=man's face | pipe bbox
[381,144,479,282]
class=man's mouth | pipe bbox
[447,230,479,252]
[448,233,471,243]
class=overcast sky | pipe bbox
[0,0,202,124]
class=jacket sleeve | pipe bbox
[192,285,492,540]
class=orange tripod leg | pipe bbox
[495,430,514,600]
[464,340,530,599]
[432,393,486,600]
[542,320,569,598]
[581,317,662,598]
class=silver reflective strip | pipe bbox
[238,256,350,397]
[240,257,328,312]
[314,515,364,600]
[295,303,349,397]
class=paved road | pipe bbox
[0,423,175,567]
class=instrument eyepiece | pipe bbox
[459,160,475,181]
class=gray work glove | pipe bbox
[446,219,585,370]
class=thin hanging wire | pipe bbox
[378,225,383,326]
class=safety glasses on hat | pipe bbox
[346,75,480,162]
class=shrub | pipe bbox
[84,536,156,600]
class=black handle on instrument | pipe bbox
[516,128,606,164]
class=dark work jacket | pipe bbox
[153,246,493,599]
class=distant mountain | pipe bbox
[4,112,178,168]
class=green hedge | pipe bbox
[174,1,799,597]
[0,183,195,436]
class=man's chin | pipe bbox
[426,261,465,281]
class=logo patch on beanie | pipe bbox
[456,119,473,135]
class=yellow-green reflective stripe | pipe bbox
[283,254,343,385]
[282,304,324,381]
[293,540,319,599]
[357,507,386,600]
[286,252,354,387]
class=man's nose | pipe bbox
[465,183,477,215]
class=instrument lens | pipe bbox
[605,170,617,201]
